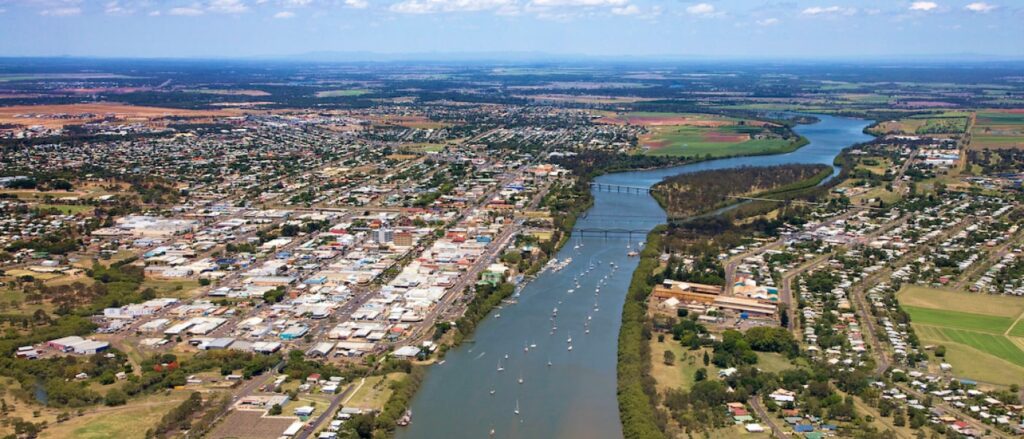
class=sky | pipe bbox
[0,0,1022,59]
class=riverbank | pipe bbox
[396,114,873,439]
[617,226,668,439]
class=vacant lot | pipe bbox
[899,285,1024,318]
[42,392,187,439]
[898,286,1024,385]
[208,409,297,439]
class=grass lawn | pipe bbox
[42,392,188,439]
[898,285,1024,318]
[754,352,795,374]
[36,204,94,215]
[649,337,717,393]
[902,306,1014,334]
[141,278,201,298]
[898,285,1024,383]
[919,330,1024,387]
[344,373,406,411]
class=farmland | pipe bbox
[868,113,969,136]
[898,286,1024,385]
[592,111,800,158]
[969,110,1024,150]
[315,89,371,98]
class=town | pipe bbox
[0,55,1022,439]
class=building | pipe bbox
[651,280,723,304]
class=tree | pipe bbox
[663,350,676,365]
[703,351,710,366]
[934,345,946,357]
[268,404,282,416]
[694,368,707,382]
[104,389,127,406]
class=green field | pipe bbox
[970,110,1024,149]
[316,89,370,98]
[898,286,1024,385]
[642,125,797,158]
[37,204,94,214]
[902,305,1014,334]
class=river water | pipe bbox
[397,114,872,439]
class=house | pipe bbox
[769,388,797,403]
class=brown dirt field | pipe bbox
[208,410,297,439]
[0,103,243,128]
[641,137,670,149]
[594,112,733,127]
[370,115,449,129]
[189,89,272,97]
[60,87,151,94]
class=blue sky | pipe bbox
[0,0,1022,58]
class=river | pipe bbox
[396,114,873,439]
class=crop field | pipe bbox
[970,110,1024,150]
[315,89,370,98]
[898,286,1024,385]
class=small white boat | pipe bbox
[518,375,524,384]
[514,400,520,415]
[530,342,536,348]
[490,389,496,395]
[495,313,501,319]
[567,345,573,351]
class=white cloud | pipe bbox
[148,9,161,15]
[283,0,313,6]
[756,17,779,26]
[529,0,627,6]
[965,2,995,12]
[685,3,714,15]
[390,0,514,14]
[105,1,131,15]
[169,6,205,15]
[345,0,369,8]
[40,6,81,16]
[801,5,856,15]
[611,4,637,15]
[909,1,938,11]
[274,10,295,17]
[209,0,249,13]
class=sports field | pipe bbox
[898,286,1024,386]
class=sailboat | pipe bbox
[547,358,552,367]
[514,400,520,416]
[518,373,524,384]
[497,361,504,372]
